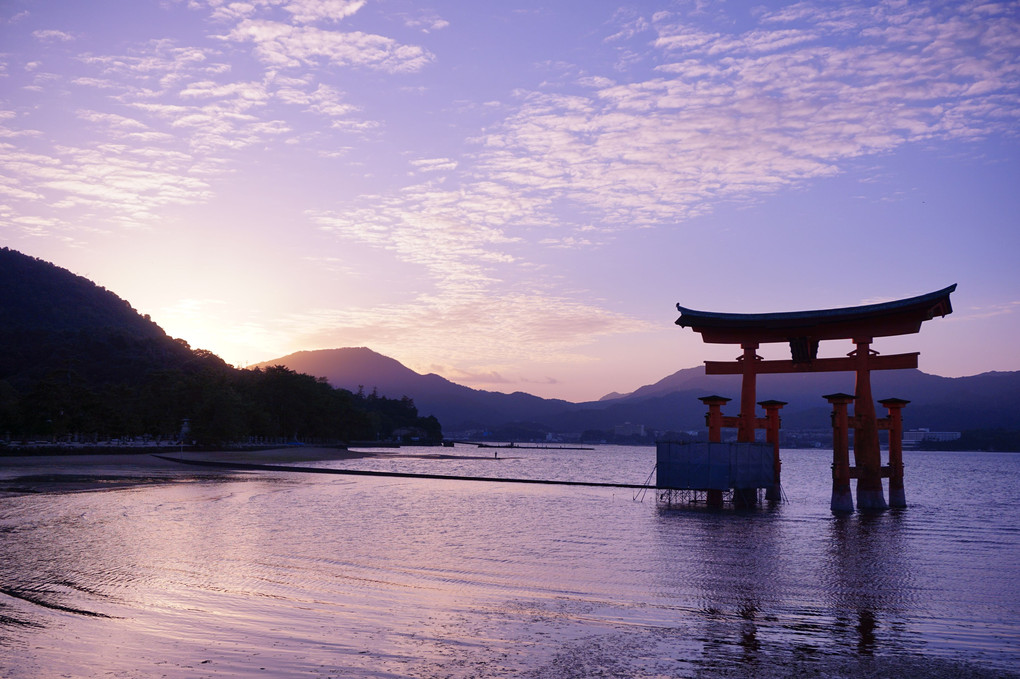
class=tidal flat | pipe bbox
[1,446,1017,678]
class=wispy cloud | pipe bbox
[221,19,433,72]
[410,157,458,172]
[958,301,1020,320]
[278,289,650,375]
[283,0,366,24]
[32,29,75,42]
[470,1,1020,234]
[205,0,367,24]
[0,142,214,232]
[400,10,450,33]
[0,2,403,233]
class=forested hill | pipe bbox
[1,247,220,389]
[0,248,441,446]
[1,247,167,338]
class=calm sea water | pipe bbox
[1,446,1018,678]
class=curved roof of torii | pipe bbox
[675,284,956,345]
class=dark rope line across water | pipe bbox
[153,455,659,490]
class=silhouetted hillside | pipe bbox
[0,248,441,446]
[0,247,221,390]
[1,247,167,338]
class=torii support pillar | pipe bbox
[852,339,887,510]
[826,393,855,513]
[879,398,910,508]
[738,344,760,444]
[758,400,786,503]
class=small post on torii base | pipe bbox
[699,395,731,507]
[825,393,855,513]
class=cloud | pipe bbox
[439,367,514,386]
[0,140,215,231]
[281,288,652,373]
[283,0,366,24]
[308,174,543,297]
[401,10,450,33]
[222,19,433,72]
[32,29,75,42]
[468,2,1020,232]
[77,109,150,130]
[410,157,458,172]
[203,0,367,24]
[959,301,1020,320]
[1,0,416,236]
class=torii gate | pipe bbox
[675,285,955,511]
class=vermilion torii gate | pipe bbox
[675,285,956,511]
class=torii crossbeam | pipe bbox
[675,285,956,511]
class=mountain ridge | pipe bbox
[254,348,1020,434]
[6,245,1014,439]
[252,348,576,431]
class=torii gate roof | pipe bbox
[676,284,956,345]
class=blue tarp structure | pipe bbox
[656,441,774,490]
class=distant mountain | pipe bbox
[252,348,576,431]
[601,365,716,401]
[255,347,1020,434]
[593,367,1020,432]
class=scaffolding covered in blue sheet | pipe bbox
[656,441,774,490]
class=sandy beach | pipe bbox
[0,446,373,495]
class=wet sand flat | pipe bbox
[0,447,374,494]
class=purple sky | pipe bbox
[2,1,1018,401]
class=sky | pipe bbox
[2,0,1018,403]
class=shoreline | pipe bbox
[0,446,509,495]
[0,446,378,495]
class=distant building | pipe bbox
[903,428,961,448]
[614,422,645,437]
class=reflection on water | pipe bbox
[824,512,914,658]
[1,447,1018,678]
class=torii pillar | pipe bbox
[825,393,855,512]
[758,399,786,502]
[852,338,885,510]
[879,398,910,508]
